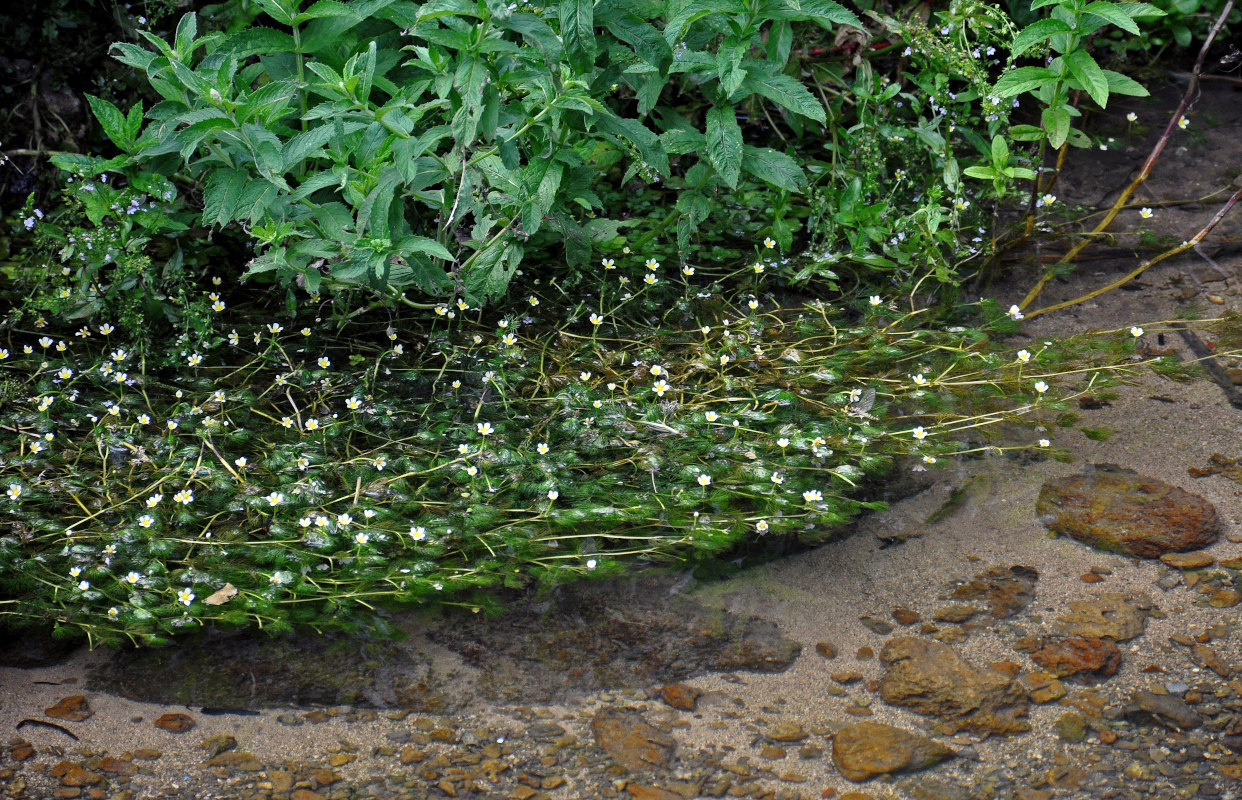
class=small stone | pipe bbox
[892,608,921,625]
[859,615,894,635]
[658,683,701,711]
[1055,593,1149,641]
[765,722,808,742]
[831,722,955,782]
[45,695,93,722]
[1080,573,1104,583]
[131,749,161,760]
[1190,644,1233,677]
[590,708,676,771]
[328,753,356,766]
[761,746,787,760]
[1219,555,1242,569]
[1126,691,1201,730]
[815,641,838,659]
[398,746,425,764]
[276,712,304,726]
[831,671,863,685]
[625,785,682,800]
[11,744,35,761]
[98,757,136,777]
[1160,552,1215,569]
[199,734,236,757]
[59,766,102,787]
[290,791,327,800]
[1208,588,1242,607]
[309,767,339,785]
[856,647,874,660]
[269,770,294,793]
[933,605,978,623]
[1055,713,1087,742]
[153,713,194,733]
[1030,636,1122,680]
[1099,729,1118,744]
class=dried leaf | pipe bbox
[203,583,238,605]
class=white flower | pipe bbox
[6,484,22,500]
[644,274,658,285]
[547,489,559,501]
[346,397,361,410]
[776,437,790,448]
[536,442,549,454]
[704,411,718,422]
[187,353,203,366]
[869,296,882,307]
[337,513,353,527]
[305,418,320,431]
[409,526,427,541]
[70,566,82,578]
[763,237,776,249]
[586,559,597,570]
[645,258,660,270]
[354,532,369,545]
[173,489,194,505]
[922,455,937,464]
[269,573,284,586]
[1040,194,1056,206]
[466,465,479,477]
[235,456,248,469]
[266,492,284,506]
[771,473,784,485]
[580,371,592,381]
[1007,304,1024,321]
[146,493,163,508]
[1038,438,1051,448]
[318,356,331,368]
[1129,326,1144,338]
[1034,380,1049,394]
[590,313,604,325]
[697,474,712,487]
[177,587,195,605]
[125,571,142,584]
[1126,112,1137,122]
[1139,207,1153,219]
[601,258,615,269]
[477,422,494,436]
[1016,349,1031,363]
[138,515,154,528]
[911,373,928,387]
[911,426,928,440]
[1177,116,1189,129]
[803,489,823,502]
[652,380,669,396]
[78,580,91,592]
[755,519,769,533]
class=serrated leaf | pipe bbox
[1043,104,1071,148]
[1083,1,1141,33]
[397,235,454,261]
[85,94,132,151]
[963,165,1000,179]
[741,65,826,123]
[1009,124,1045,141]
[202,167,251,227]
[1011,18,1072,57]
[993,66,1060,97]
[705,104,743,188]
[740,144,805,191]
[769,0,863,27]
[559,0,596,74]
[1064,49,1109,107]
[593,111,669,177]
[1101,69,1149,97]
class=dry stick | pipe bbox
[1019,0,1237,316]
[1027,180,1242,318]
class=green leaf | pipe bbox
[85,94,132,151]
[963,165,999,180]
[202,167,252,227]
[397,235,454,262]
[1009,124,1045,141]
[124,101,145,145]
[740,144,805,191]
[1112,2,1166,20]
[598,9,671,71]
[1101,69,1149,97]
[993,66,1060,97]
[1064,49,1109,107]
[1011,18,1072,57]
[1043,104,1072,148]
[498,11,563,61]
[741,65,826,123]
[769,0,863,27]
[593,110,670,177]
[1083,1,1141,33]
[990,134,1009,168]
[705,104,743,188]
[559,0,596,74]
[173,12,198,57]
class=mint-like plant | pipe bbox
[68,0,861,307]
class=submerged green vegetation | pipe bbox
[1,0,1238,645]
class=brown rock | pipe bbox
[831,671,863,685]
[1055,593,1149,641]
[207,751,262,771]
[328,753,356,766]
[398,746,425,764]
[816,641,838,659]
[856,647,874,660]
[1030,637,1122,680]
[765,722,807,742]
[153,713,195,733]
[948,565,1039,618]
[1080,573,1104,583]
[1099,729,1118,744]
[1036,466,1220,557]
[290,791,327,800]
[45,695,93,722]
[11,744,35,761]
[131,749,162,760]
[831,722,955,782]
[1190,644,1233,677]
[98,757,136,776]
[1208,587,1242,607]
[657,683,701,711]
[878,637,1029,735]
[626,785,682,800]
[858,615,893,635]
[932,605,978,623]
[590,708,676,772]
[1219,555,1242,569]
[59,766,102,787]
[892,608,921,625]
[268,769,294,793]
[199,734,236,757]
[989,660,1022,678]
[761,745,787,760]
[1019,670,1066,704]
[309,768,339,785]
[1160,552,1214,569]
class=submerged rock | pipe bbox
[877,637,1029,735]
[947,565,1039,619]
[831,721,955,782]
[1036,464,1220,557]
[1054,592,1150,641]
[1030,636,1122,681]
[590,707,676,771]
